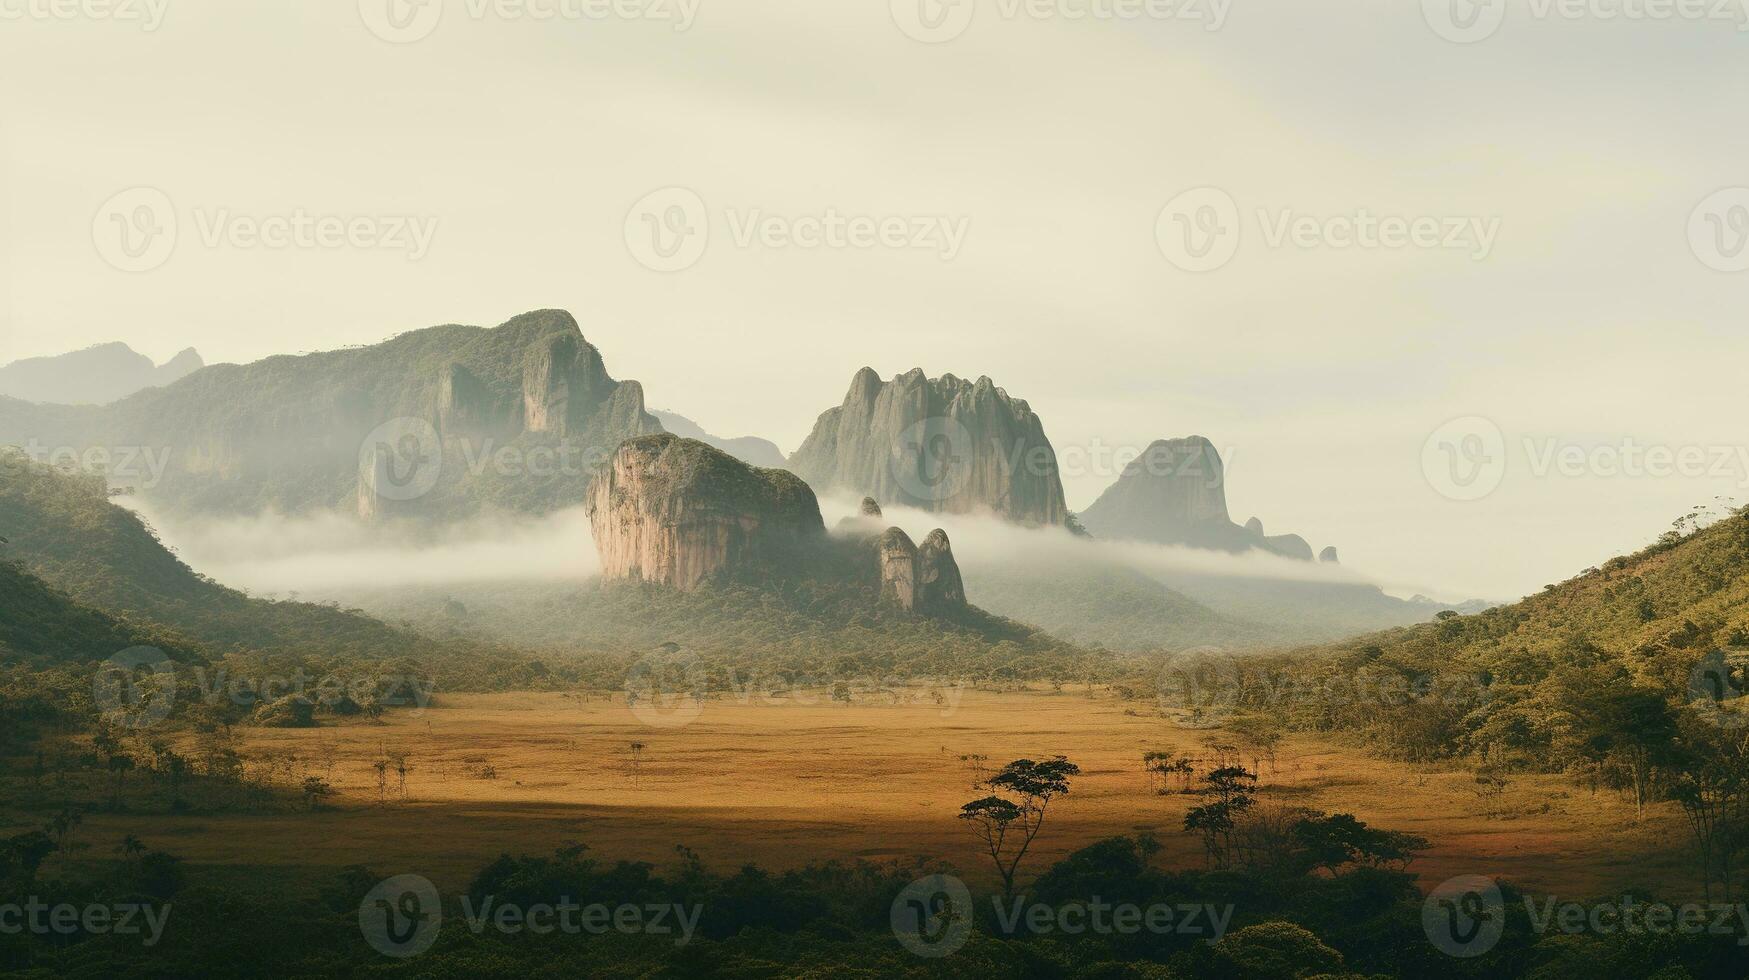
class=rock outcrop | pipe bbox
[872,525,967,614]
[1319,546,1340,564]
[588,434,824,590]
[0,309,662,520]
[788,368,1068,526]
[1081,437,1330,562]
[878,528,920,610]
[860,497,884,519]
[917,529,967,611]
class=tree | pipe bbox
[301,776,333,811]
[1212,922,1345,980]
[116,834,146,868]
[1672,717,1749,901]
[1292,812,1427,874]
[107,754,135,810]
[628,741,646,782]
[1144,751,1195,794]
[1574,681,1678,821]
[1183,766,1256,868]
[958,756,1080,899]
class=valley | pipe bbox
[11,689,1689,901]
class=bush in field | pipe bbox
[254,694,315,728]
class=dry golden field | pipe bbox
[32,689,1698,899]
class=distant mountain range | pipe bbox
[0,310,660,520]
[0,342,203,405]
[651,410,786,468]
[0,308,1481,651]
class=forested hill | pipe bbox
[0,451,458,659]
[0,558,198,667]
[1319,511,1749,686]
[1257,509,1749,764]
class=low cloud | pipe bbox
[121,499,600,595]
[820,495,1377,588]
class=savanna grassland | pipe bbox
[14,688,1689,902]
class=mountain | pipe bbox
[0,310,660,520]
[0,342,204,405]
[651,410,786,468]
[588,434,976,624]
[0,450,471,658]
[789,368,1068,526]
[1079,437,1328,560]
[588,434,824,590]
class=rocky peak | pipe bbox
[1080,437,1236,549]
[788,368,1068,526]
[860,497,884,519]
[875,525,966,615]
[587,434,824,590]
[1319,546,1340,564]
[1082,436,1323,562]
[917,529,967,612]
[878,527,919,610]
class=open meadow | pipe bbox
[16,688,1697,902]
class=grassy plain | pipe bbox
[16,689,1696,900]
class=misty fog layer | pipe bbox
[121,498,602,596]
[127,491,1398,601]
[817,496,1388,590]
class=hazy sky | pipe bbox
[3,0,1748,601]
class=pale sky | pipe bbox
[3,0,1748,601]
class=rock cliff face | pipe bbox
[1081,437,1333,562]
[588,434,824,591]
[878,528,920,610]
[788,368,1068,526]
[0,309,662,520]
[917,529,967,611]
[871,525,967,614]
